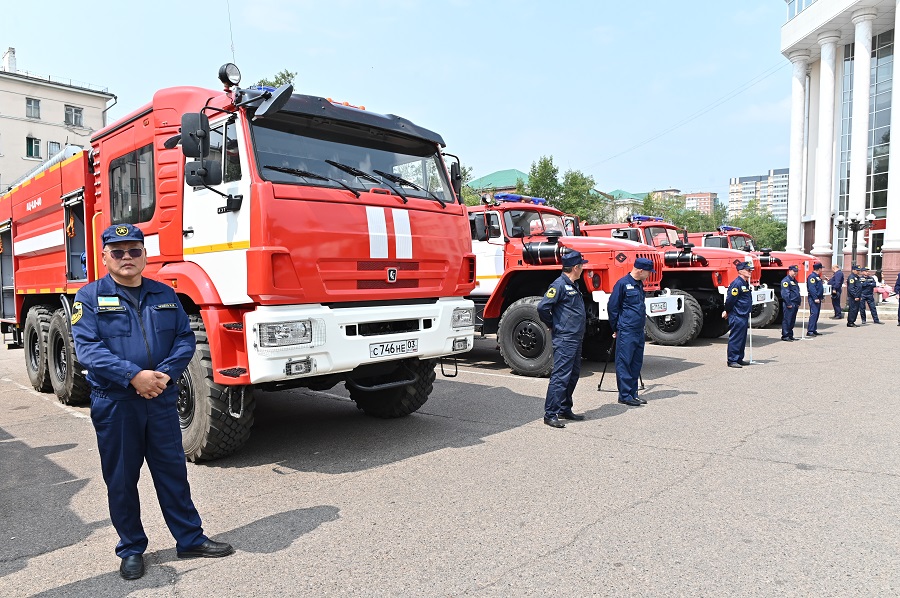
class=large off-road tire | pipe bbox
[348,358,436,418]
[47,309,90,405]
[644,290,703,346]
[699,310,730,338]
[582,322,614,362]
[178,315,256,462]
[497,296,553,377]
[750,298,780,328]
[24,306,54,392]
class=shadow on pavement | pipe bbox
[0,430,106,577]
[28,506,340,597]
[202,379,542,475]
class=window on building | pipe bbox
[26,98,40,119]
[109,144,155,224]
[26,137,41,158]
[64,105,84,127]
[47,141,61,157]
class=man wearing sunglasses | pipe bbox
[71,223,233,580]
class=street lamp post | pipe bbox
[834,212,876,267]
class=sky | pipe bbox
[2,0,792,200]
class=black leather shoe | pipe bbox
[738,360,750,366]
[874,321,884,325]
[635,396,647,404]
[560,411,585,421]
[781,338,794,342]
[830,316,842,319]
[120,554,144,580]
[544,415,565,428]
[727,362,742,368]
[847,323,858,327]
[177,539,234,559]
[618,397,641,406]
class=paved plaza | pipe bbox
[1,315,898,597]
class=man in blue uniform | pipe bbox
[72,224,234,580]
[846,264,864,327]
[828,264,845,319]
[780,265,801,341]
[537,250,588,428]
[859,266,883,324]
[607,258,655,406]
[723,261,753,367]
[806,262,825,336]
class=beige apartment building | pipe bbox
[0,48,114,190]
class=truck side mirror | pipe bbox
[254,84,293,120]
[473,216,488,242]
[488,223,502,238]
[185,160,223,187]
[675,240,684,248]
[450,162,462,200]
[510,226,524,238]
[181,113,211,158]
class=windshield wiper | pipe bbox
[374,169,446,208]
[263,165,360,198]
[326,160,408,204]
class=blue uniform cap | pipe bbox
[788,265,799,272]
[101,223,144,246]
[812,262,823,270]
[736,261,753,271]
[634,257,655,272]
[561,250,589,267]
[851,264,861,270]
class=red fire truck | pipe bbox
[582,216,763,345]
[1,64,476,461]
[468,195,680,376]
[687,226,816,327]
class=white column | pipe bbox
[846,9,877,255]
[787,51,809,251]
[881,1,900,281]
[786,51,810,253]
[812,31,841,261]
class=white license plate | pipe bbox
[369,339,418,358]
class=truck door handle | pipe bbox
[183,227,194,237]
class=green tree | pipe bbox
[729,200,787,250]
[526,156,562,204]
[256,69,297,88]
[459,165,483,206]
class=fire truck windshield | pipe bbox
[251,113,454,204]
[645,226,681,247]
[503,210,568,238]
[730,234,755,251]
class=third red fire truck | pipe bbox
[1,64,475,461]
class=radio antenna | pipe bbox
[226,0,237,62]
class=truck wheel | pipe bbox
[348,358,435,418]
[47,309,90,405]
[698,312,729,338]
[178,315,256,462]
[582,322,614,362]
[750,298,779,328]
[497,296,553,377]
[644,290,703,346]
[24,306,54,392]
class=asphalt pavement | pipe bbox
[0,314,898,597]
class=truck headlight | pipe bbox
[259,320,313,347]
[452,307,474,328]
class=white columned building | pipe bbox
[781,0,899,282]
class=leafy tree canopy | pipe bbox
[256,69,297,88]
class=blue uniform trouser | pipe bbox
[862,296,879,322]
[807,300,821,333]
[614,328,644,401]
[831,292,843,318]
[544,339,582,417]
[91,391,206,558]
[781,304,798,339]
[727,314,748,364]
[848,298,861,323]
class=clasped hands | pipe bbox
[131,370,172,399]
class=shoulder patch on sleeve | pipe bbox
[782,282,789,287]
[545,287,557,299]
[731,287,738,296]
[71,301,83,325]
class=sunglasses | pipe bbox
[107,248,144,260]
